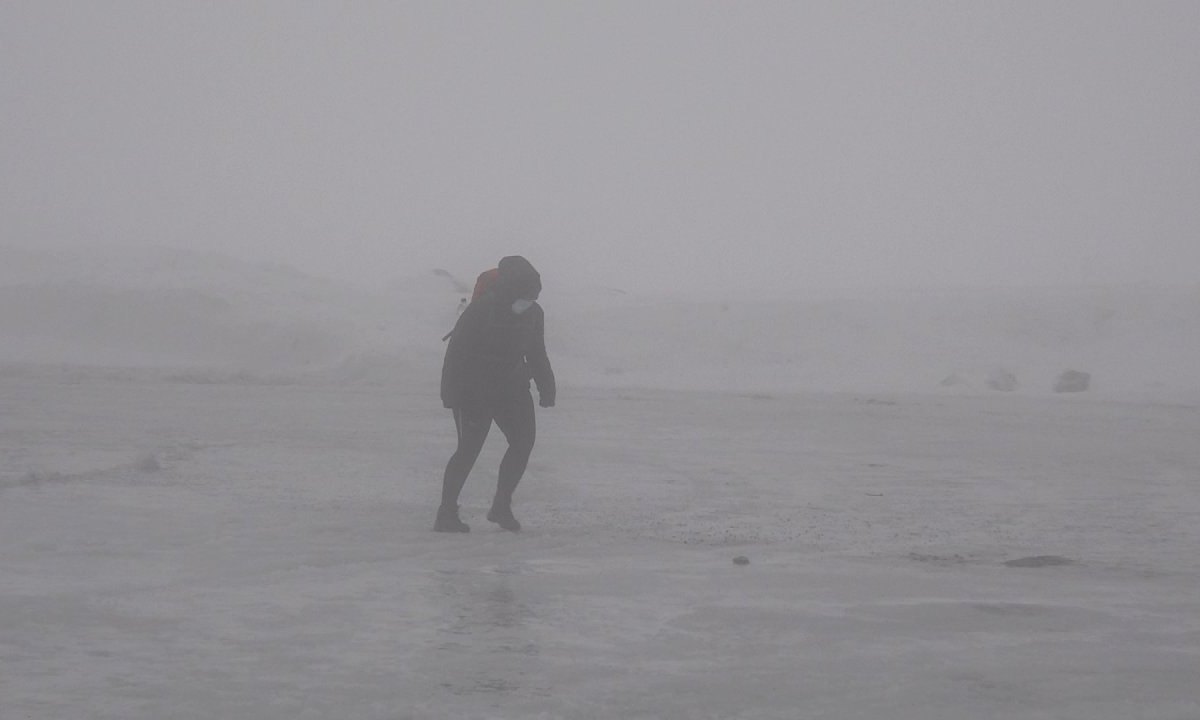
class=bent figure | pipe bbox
[436,256,555,532]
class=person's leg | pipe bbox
[436,404,492,531]
[488,390,536,530]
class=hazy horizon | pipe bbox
[4,1,1199,296]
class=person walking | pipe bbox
[435,256,555,532]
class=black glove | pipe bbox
[539,393,555,408]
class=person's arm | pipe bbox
[527,305,556,407]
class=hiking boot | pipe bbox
[434,505,470,533]
[486,505,521,532]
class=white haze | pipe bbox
[4,7,1200,718]
[3,1,1199,296]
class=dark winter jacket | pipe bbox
[440,256,556,409]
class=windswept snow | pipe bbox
[2,381,1198,719]
[1,247,1198,718]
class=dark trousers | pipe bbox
[440,390,536,510]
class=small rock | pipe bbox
[940,372,970,388]
[986,369,1019,392]
[1053,370,1091,393]
[732,555,750,566]
[1004,555,1074,568]
[134,454,161,473]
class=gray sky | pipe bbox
[3,1,1198,296]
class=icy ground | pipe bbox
[2,376,1198,719]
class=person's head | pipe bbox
[494,256,541,302]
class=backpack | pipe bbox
[443,267,500,341]
[472,268,500,302]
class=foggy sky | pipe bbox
[3,1,1198,296]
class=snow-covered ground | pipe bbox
[2,379,1198,719]
[2,246,1198,718]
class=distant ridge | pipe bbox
[1,245,1197,400]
